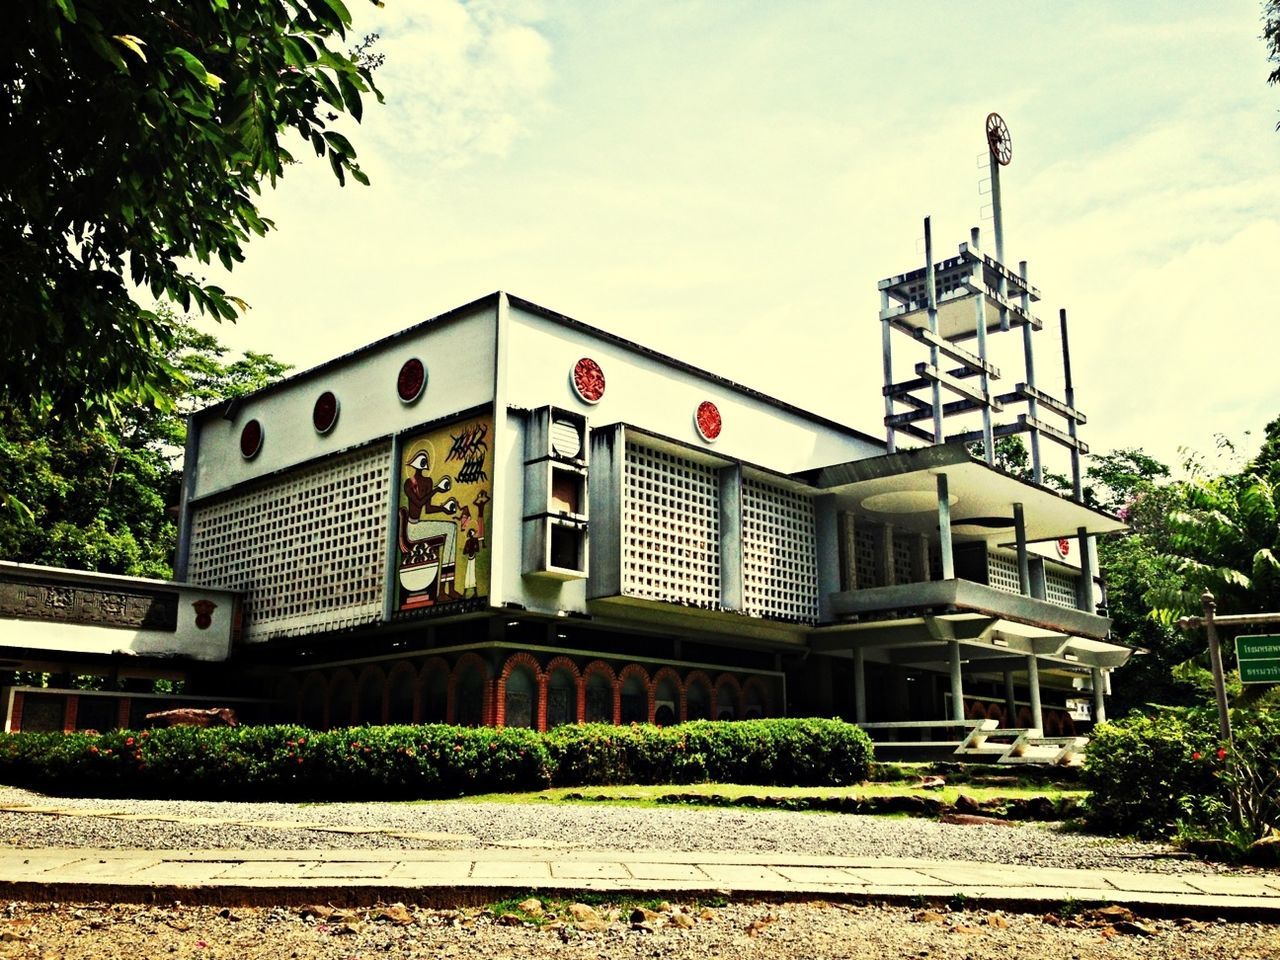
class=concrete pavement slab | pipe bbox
[469,860,550,881]
[623,862,709,882]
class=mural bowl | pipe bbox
[400,563,439,594]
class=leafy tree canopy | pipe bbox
[0,314,290,578]
[1,0,380,421]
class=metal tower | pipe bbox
[878,113,1088,500]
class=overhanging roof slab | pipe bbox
[795,444,1125,543]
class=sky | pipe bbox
[196,0,1280,478]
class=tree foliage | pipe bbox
[1267,0,1280,128]
[0,318,289,578]
[1,0,380,420]
[1095,429,1280,714]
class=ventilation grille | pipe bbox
[986,551,1022,595]
[1045,570,1079,609]
[892,534,915,585]
[854,526,878,590]
[742,478,817,622]
[187,444,392,640]
[622,443,720,608]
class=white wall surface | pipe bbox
[503,304,881,476]
[0,583,237,662]
[190,305,497,502]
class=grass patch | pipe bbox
[421,780,1086,807]
[485,891,726,926]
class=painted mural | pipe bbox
[396,415,493,611]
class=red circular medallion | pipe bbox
[1057,537,1072,558]
[239,419,263,459]
[695,401,722,442]
[571,357,605,404]
[397,358,427,403]
[312,390,339,434]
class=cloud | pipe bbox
[360,1,553,169]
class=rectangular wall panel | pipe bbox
[742,478,818,623]
[187,444,392,641]
[621,443,720,609]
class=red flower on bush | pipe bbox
[89,746,99,755]
[1192,751,1202,760]
[125,737,135,746]
[1217,747,1227,761]
[140,731,149,739]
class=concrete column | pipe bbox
[814,494,840,621]
[1003,669,1017,727]
[1091,667,1107,725]
[1025,655,1043,732]
[1013,502,1030,595]
[879,522,896,587]
[839,511,858,590]
[937,474,954,579]
[719,465,744,613]
[852,647,867,724]
[948,641,964,722]
[1075,525,1095,613]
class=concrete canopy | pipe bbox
[795,443,1125,545]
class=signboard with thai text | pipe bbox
[1237,635,1280,685]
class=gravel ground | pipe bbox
[0,785,1245,875]
[0,898,1275,960]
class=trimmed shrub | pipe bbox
[1083,707,1280,842]
[1083,709,1220,838]
[0,718,873,800]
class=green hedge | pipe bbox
[0,718,873,801]
[545,718,873,787]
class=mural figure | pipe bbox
[396,416,493,610]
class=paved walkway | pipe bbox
[0,847,1276,918]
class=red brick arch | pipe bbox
[683,670,714,722]
[713,673,744,721]
[544,656,584,725]
[450,652,494,726]
[385,660,420,724]
[327,668,357,729]
[497,652,545,729]
[966,699,989,721]
[582,660,620,724]
[618,663,654,724]
[742,676,772,718]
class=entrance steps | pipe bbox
[859,718,1088,767]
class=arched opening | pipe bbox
[421,665,448,724]
[503,665,538,729]
[653,677,679,726]
[329,672,355,729]
[743,681,766,720]
[300,675,326,729]
[715,682,738,721]
[546,668,578,728]
[454,660,486,727]
[387,666,416,724]
[355,669,385,725]
[685,678,711,721]
[620,669,649,724]
[584,671,613,723]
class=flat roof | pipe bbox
[192,292,886,449]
